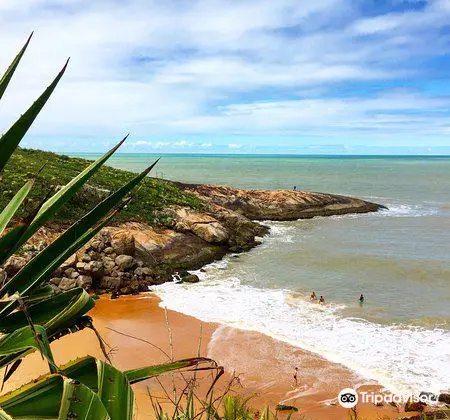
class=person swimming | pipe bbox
[319,296,325,304]
[359,294,364,303]
[310,291,317,300]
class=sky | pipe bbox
[1,0,450,154]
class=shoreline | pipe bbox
[2,293,411,419]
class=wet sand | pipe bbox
[4,294,413,419]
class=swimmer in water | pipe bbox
[319,296,325,304]
[310,291,317,300]
[359,293,364,304]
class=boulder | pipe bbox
[115,255,135,270]
[182,273,200,283]
[85,261,104,277]
[134,267,151,277]
[405,400,426,412]
[60,254,77,270]
[4,255,27,275]
[104,247,114,255]
[102,257,116,274]
[110,231,135,256]
[64,268,79,279]
[171,207,229,244]
[76,275,93,290]
[59,277,77,291]
[439,394,450,404]
[49,277,62,286]
[99,276,122,290]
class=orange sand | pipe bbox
[3,294,414,419]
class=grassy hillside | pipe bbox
[0,148,201,226]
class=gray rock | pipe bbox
[49,277,62,286]
[61,254,77,270]
[81,253,91,263]
[76,275,93,290]
[102,257,116,273]
[4,256,27,275]
[111,232,135,256]
[76,262,87,271]
[59,277,77,291]
[104,247,114,255]
[439,393,450,404]
[115,255,135,270]
[64,267,79,278]
[99,276,122,289]
[182,273,200,283]
[85,261,104,276]
[134,266,151,277]
[90,239,106,252]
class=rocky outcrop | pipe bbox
[1,183,385,295]
[174,183,385,221]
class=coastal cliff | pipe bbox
[174,182,385,220]
[2,181,385,296]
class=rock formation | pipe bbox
[1,183,385,295]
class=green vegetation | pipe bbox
[1,148,201,227]
[0,34,217,419]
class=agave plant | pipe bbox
[0,34,218,419]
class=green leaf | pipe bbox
[97,360,133,420]
[0,59,69,173]
[0,33,33,101]
[62,356,133,420]
[0,374,110,420]
[0,325,55,369]
[0,288,94,335]
[0,179,34,236]
[0,374,63,419]
[0,223,27,265]
[18,135,129,247]
[22,284,55,305]
[124,357,214,384]
[59,376,110,420]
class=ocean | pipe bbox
[74,153,450,397]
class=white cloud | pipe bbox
[0,0,450,150]
[228,143,242,149]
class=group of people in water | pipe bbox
[310,291,365,304]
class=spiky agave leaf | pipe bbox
[0,374,110,420]
[0,59,69,173]
[0,325,55,371]
[0,288,94,335]
[62,356,133,420]
[124,357,217,384]
[0,33,33,101]
[0,179,34,237]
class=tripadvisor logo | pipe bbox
[338,388,358,408]
[337,388,441,408]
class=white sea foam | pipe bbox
[153,274,450,397]
[153,204,449,397]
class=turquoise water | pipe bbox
[73,153,450,394]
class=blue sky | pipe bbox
[1,0,450,154]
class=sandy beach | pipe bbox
[4,294,412,419]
